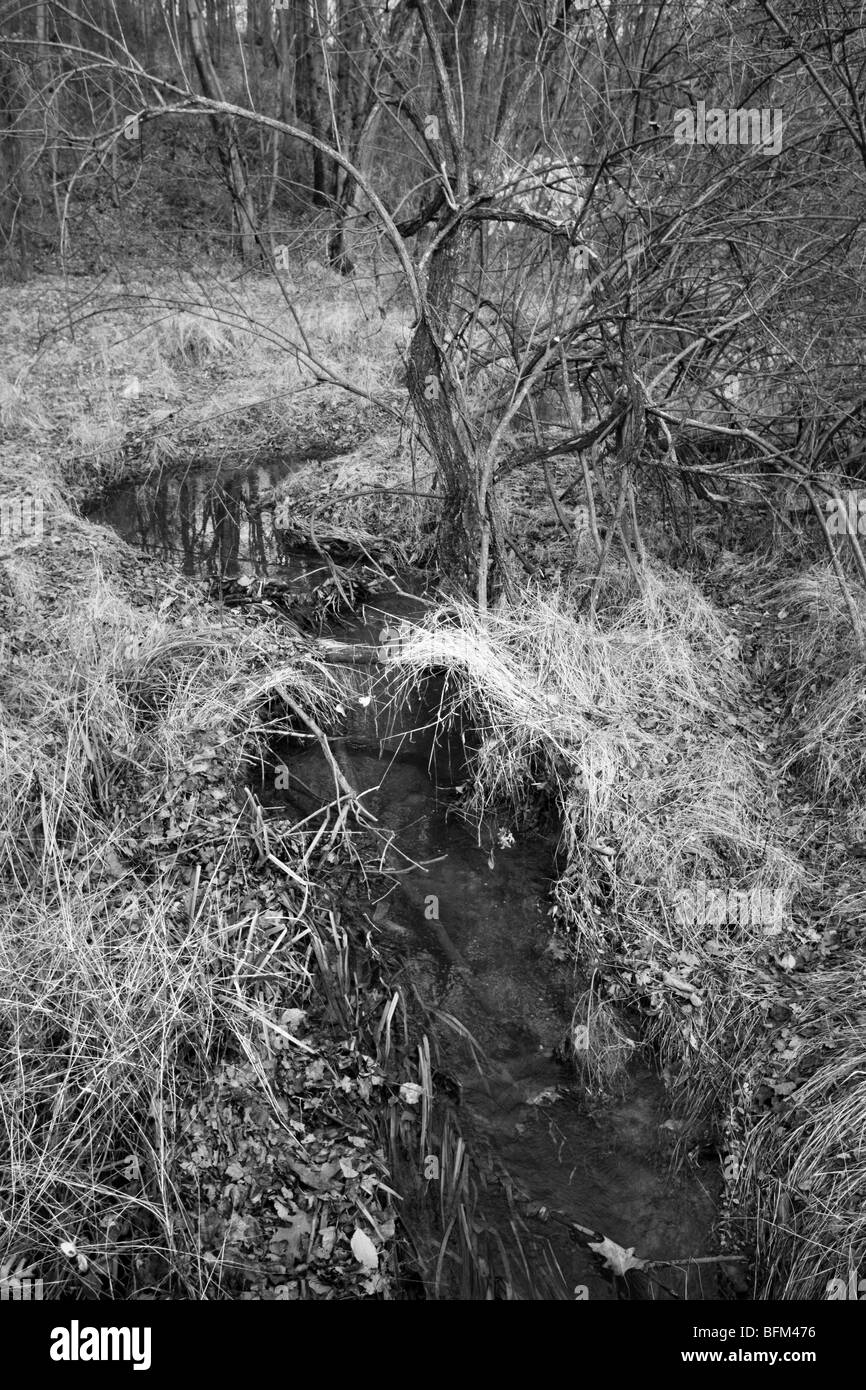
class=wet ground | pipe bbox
[257,596,722,1298]
[91,464,722,1300]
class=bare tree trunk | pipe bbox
[36,0,61,226]
[140,0,151,67]
[186,0,261,263]
[0,63,30,279]
[406,220,481,586]
[325,2,377,274]
[267,8,294,220]
[293,0,336,207]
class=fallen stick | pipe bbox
[274,681,376,821]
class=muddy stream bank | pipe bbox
[88,461,722,1300]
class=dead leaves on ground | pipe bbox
[180,1050,397,1300]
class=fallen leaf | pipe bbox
[350,1228,378,1270]
[588,1235,647,1277]
[279,1008,307,1033]
[271,1212,312,1261]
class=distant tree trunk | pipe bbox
[186,0,261,263]
[293,0,336,207]
[326,176,355,274]
[326,98,371,274]
[36,0,61,225]
[139,0,151,67]
[106,68,120,208]
[0,56,29,278]
[326,2,375,273]
[267,8,295,217]
[207,0,224,67]
[245,0,268,184]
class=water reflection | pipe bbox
[89,459,296,579]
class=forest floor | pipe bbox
[2,250,865,1301]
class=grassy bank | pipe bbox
[1,254,557,1300]
[371,562,866,1298]
[0,250,402,509]
[3,247,866,1301]
[0,257,426,1299]
[0,514,397,1296]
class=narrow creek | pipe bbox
[88,461,722,1300]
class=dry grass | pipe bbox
[715,561,866,1298]
[383,569,798,903]
[743,974,866,1299]
[156,311,238,368]
[0,560,364,1296]
[375,567,857,1294]
[567,979,638,1096]
[748,565,866,807]
[0,255,406,499]
[0,367,51,435]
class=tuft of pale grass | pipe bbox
[0,370,51,434]
[0,863,245,1296]
[784,667,866,805]
[753,564,866,804]
[67,410,126,468]
[156,311,237,367]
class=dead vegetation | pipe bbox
[372,560,866,1297]
[3,225,866,1301]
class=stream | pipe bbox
[88,460,722,1301]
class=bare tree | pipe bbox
[186,0,261,263]
[6,0,866,612]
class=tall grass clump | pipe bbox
[156,312,238,368]
[752,564,866,808]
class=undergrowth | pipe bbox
[0,563,390,1296]
[374,562,866,1297]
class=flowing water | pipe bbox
[89,464,723,1300]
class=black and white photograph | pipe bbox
[0,0,863,1353]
